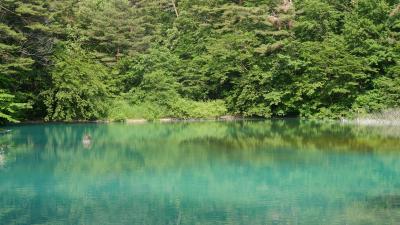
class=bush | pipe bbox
[0,91,30,123]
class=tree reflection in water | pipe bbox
[0,121,400,225]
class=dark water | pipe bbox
[1,120,400,225]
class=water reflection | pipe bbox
[0,121,400,225]
[0,135,11,168]
[82,134,92,149]
[0,152,4,168]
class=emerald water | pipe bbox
[1,121,400,225]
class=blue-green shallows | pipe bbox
[1,121,400,225]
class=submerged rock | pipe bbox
[366,195,400,209]
[125,119,148,124]
[219,115,242,121]
[0,129,11,135]
[159,118,175,123]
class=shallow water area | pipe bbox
[1,120,400,225]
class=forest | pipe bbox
[1,0,399,123]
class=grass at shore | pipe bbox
[107,99,227,122]
[345,109,400,126]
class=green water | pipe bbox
[1,121,400,225]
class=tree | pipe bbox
[70,0,176,64]
[43,42,110,121]
[2,0,400,122]
[345,0,400,113]
[0,0,53,121]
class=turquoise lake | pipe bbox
[1,120,400,225]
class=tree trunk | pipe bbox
[171,0,179,17]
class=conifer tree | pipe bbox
[0,0,52,122]
[71,0,175,64]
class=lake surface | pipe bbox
[1,120,400,225]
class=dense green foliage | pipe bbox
[0,0,399,122]
[42,42,110,121]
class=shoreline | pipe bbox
[9,115,253,125]
[5,117,400,126]
[125,115,252,124]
